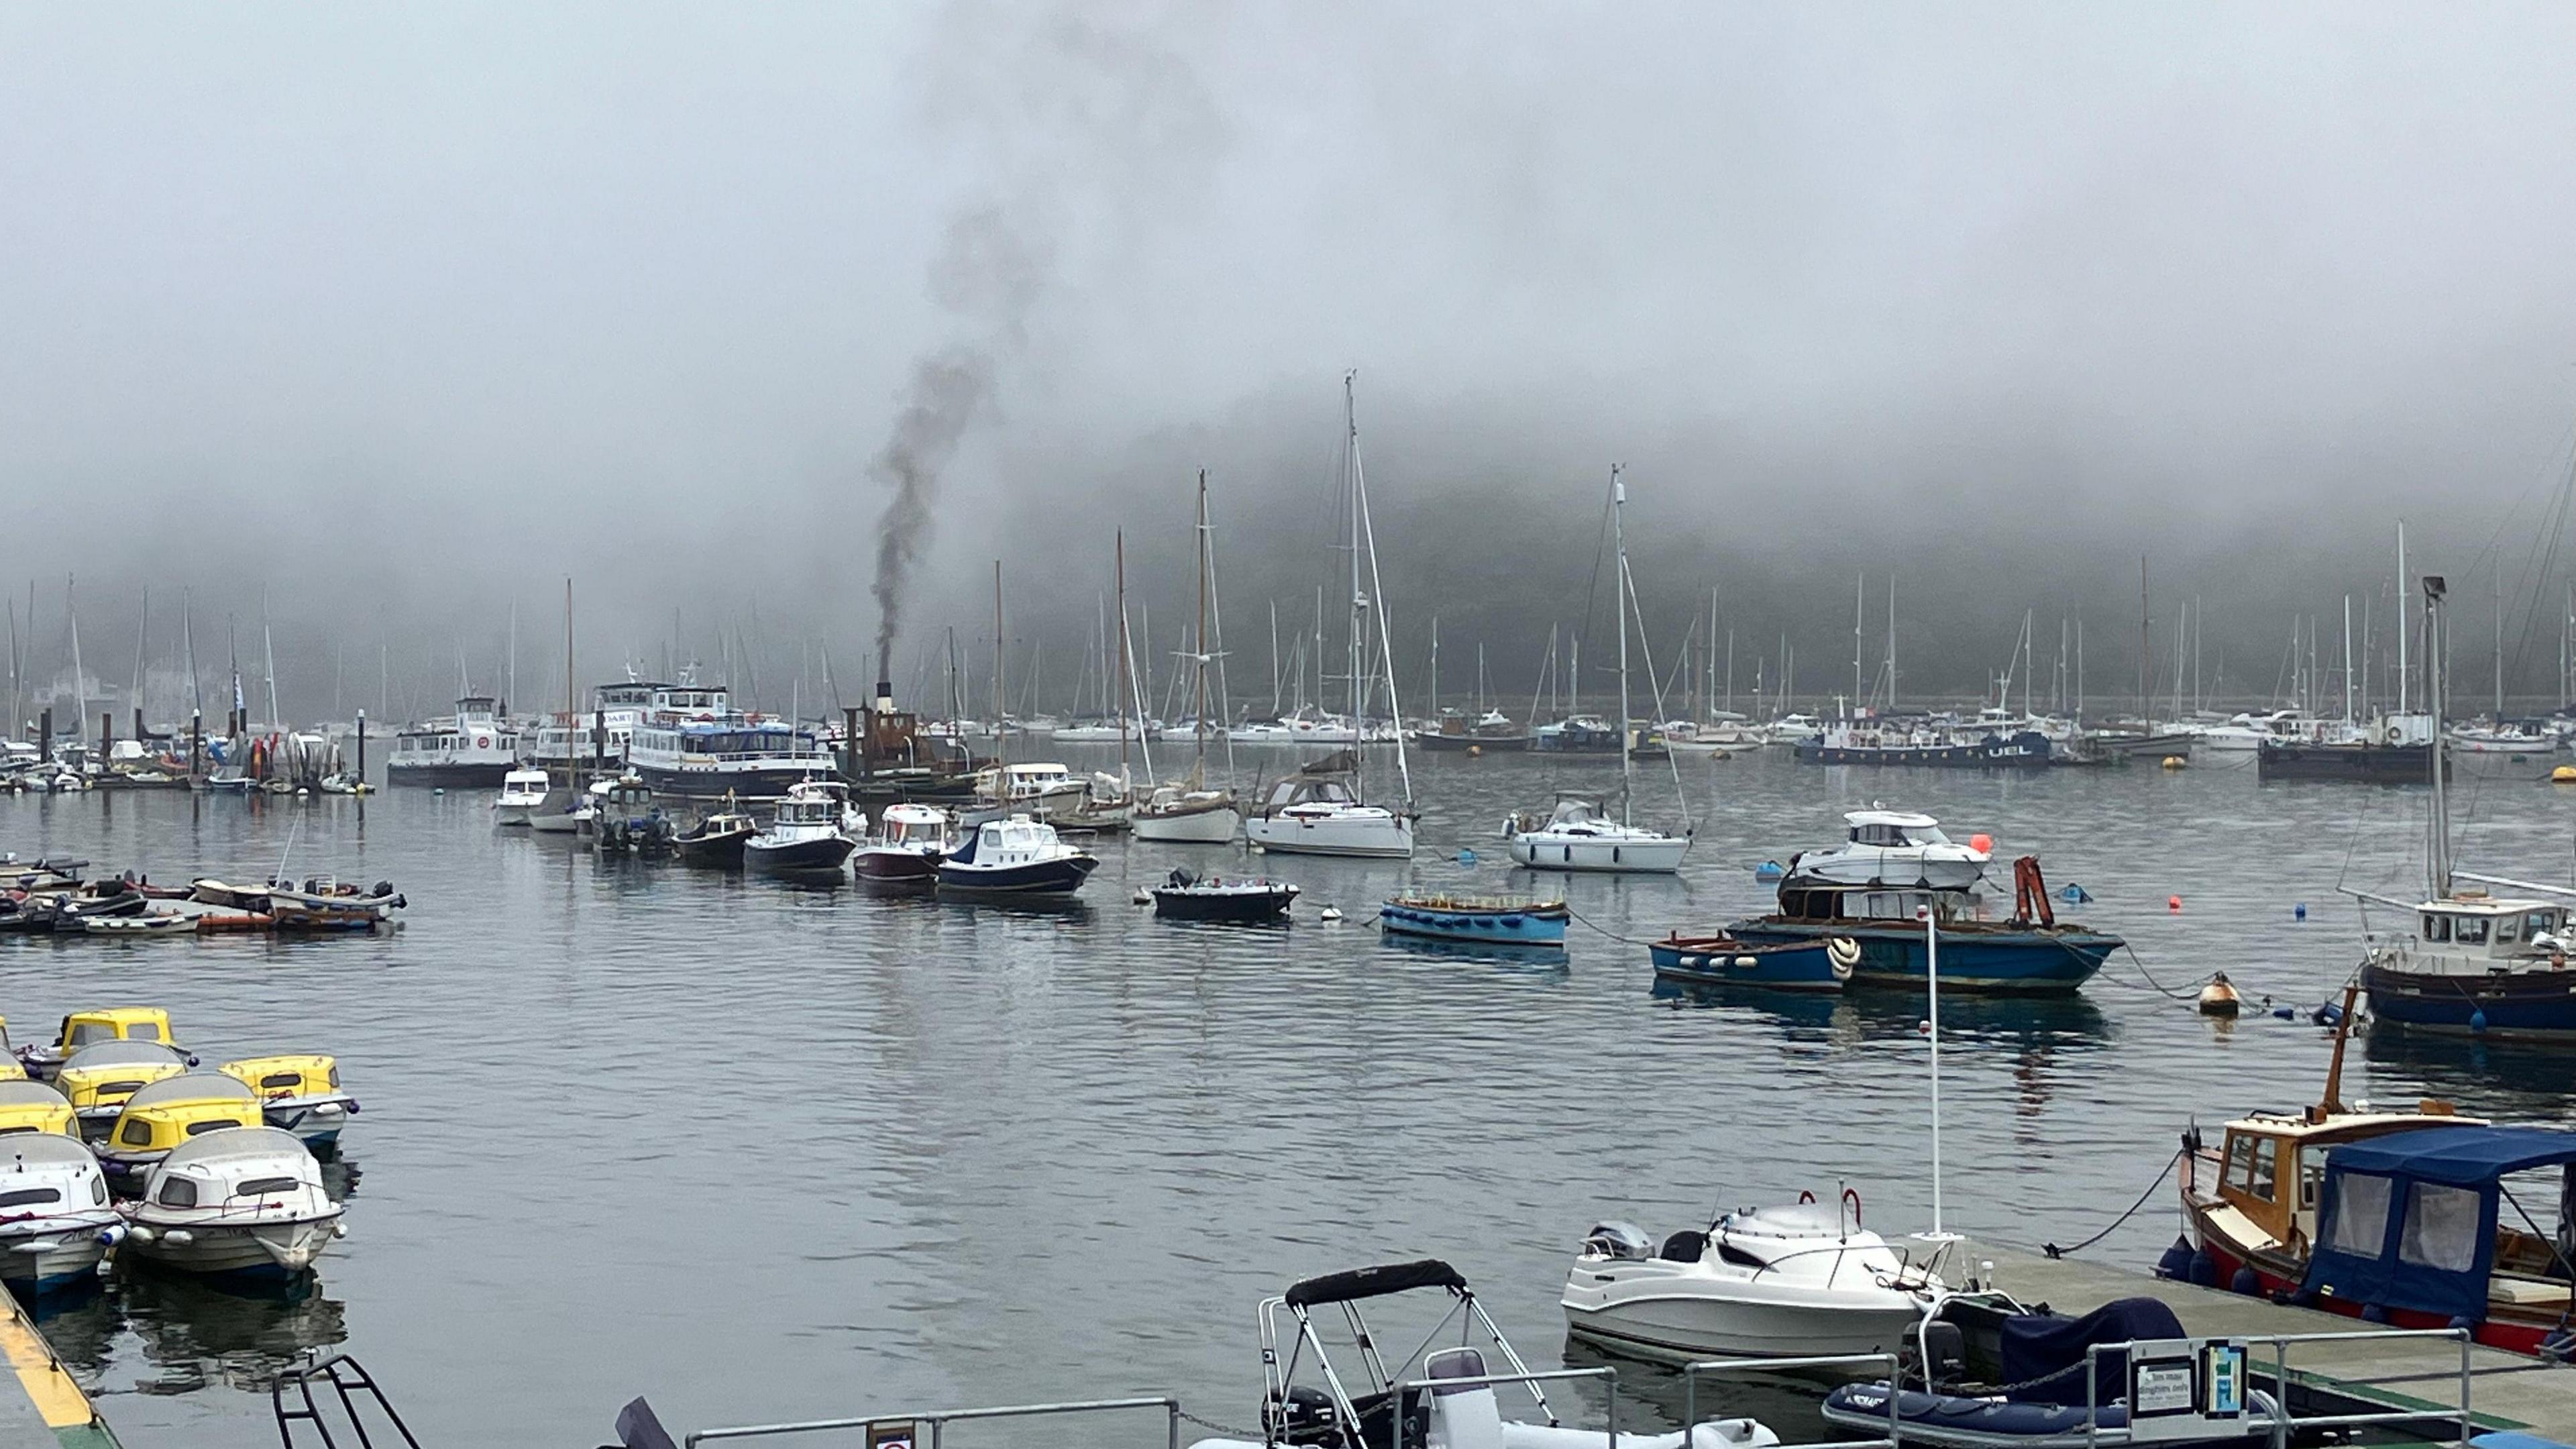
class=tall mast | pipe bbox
[66,575,84,744]
[1852,572,1865,711]
[2137,555,2151,723]
[1193,470,1211,774]
[563,578,576,787]
[2426,574,2451,898]
[1612,466,1634,825]
[262,591,280,729]
[2397,523,2410,714]
[1115,531,1132,776]
[2343,595,2355,723]
[131,587,148,723]
[2496,573,2506,722]
[1886,576,1897,712]
[993,560,1007,769]
[1428,615,1439,719]
[1343,372,1364,796]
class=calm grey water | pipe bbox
[5,748,2575,1448]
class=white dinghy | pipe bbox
[1562,1199,1943,1362]
[1188,1258,1780,1449]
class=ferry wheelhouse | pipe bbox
[388,696,521,788]
[625,684,831,800]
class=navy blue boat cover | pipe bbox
[2301,1124,2576,1324]
[1998,1297,2186,1405]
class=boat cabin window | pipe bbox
[156,1177,197,1209]
[259,1073,301,1091]
[0,1187,58,1208]
[2423,914,2451,943]
[2222,1132,2279,1201]
[1855,823,1906,846]
[2322,1171,2392,1256]
[2398,1181,2481,1271]
[66,1022,111,1046]
[2498,914,2522,945]
[119,1120,151,1146]
[2456,916,2491,946]
[2528,911,2561,941]
[186,1117,247,1136]
[131,1023,160,1042]
[235,1176,298,1197]
[2301,1158,2324,1210]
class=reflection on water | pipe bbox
[7,749,2576,1446]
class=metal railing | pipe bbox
[2081,1326,2473,1449]
[1684,1353,1899,1449]
[682,1394,1181,1449]
[1388,1365,1614,1449]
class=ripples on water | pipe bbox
[3,748,2571,1446]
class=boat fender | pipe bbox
[1732,956,1754,970]
[160,1229,192,1247]
[332,1220,348,1238]
[2187,1249,2216,1287]
[2471,1008,2489,1034]
[124,1226,153,1244]
[94,1224,124,1248]
[1825,936,1862,969]
[2151,1235,2195,1281]
[2360,1303,2388,1324]
[1457,848,1477,865]
[2230,1265,2261,1296]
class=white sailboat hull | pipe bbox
[1507,833,1688,873]
[1132,802,1241,843]
[1245,811,1415,859]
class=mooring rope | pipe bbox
[2043,1146,2184,1259]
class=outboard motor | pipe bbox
[1423,1347,1502,1449]
[1580,1220,1654,1260]
[1263,1385,1342,1446]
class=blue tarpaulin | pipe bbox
[1999,1296,2186,1405]
[2302,1125,2576,1324]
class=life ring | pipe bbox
[1826,936,1863,970]
[475,735,492,750]
[2383,723,2403,746]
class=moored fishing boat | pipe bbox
[1783,808,1990,891]
[189,878,272,913]
[1648,934,1850,991]
[97,1072,264,1195]
[1723,857,2119,995]
[21,1008,179,1081]
[0,1134,118,1290]
[853,803,949,887]
[674,809,758,869]
[0,1080,80,1136]
[57,1041,193,1142]
[744,786,856,876]
[221,1055,358,1152]
[1379,894,1567,947]
[492,767,549,826]
[1150,869,1297,923]
[121,1126,345,1279]
[936,814,1097,898]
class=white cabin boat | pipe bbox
[626,682,833,800]
[1563,1201,1941,1360]
[121,1126,343,1278]
[1784,808,1989,891]
[492,768,550,826]
[387,696,520,788]
[0,1134,116,1290]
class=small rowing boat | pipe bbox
[1649,933,1851,991]
[1378,894,1568,947]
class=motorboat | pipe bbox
[386,694,520,788]
[1562,1200,1940,1360]
[1150,869,1297,923]
[97,1072,264,1195]
[1379,895,1568,947]
[267,877,406,930]
[744,788,855,876]
[121,1126,345,1279]
[1819,1297,2277,1449]
[1243,769,1416,860]
[0,1081,80,1137]
[1649,934,1851,992]
[1725,857,2122,994]
[1782,809,1990,891]
[936,814,1097,898]
[1503,798,1688,874]
[56,1041,195,1142]
[189,878,273,913]
[21,1008,179,1081]
[492,768,550,826]
[674,810,759,869]
[592,777,678,857]
[221,1055,358,1152]
[854,803,949,887]
[0,1134,118,1290]
[1187,1258,1778,1449]
[75,909,194,938]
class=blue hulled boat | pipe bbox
[1721,855,2120,995]
[1379,895,1568,947]
[1648,933,1849,991]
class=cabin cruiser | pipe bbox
[744,786,856,876]
[57,1041,194,1142]
[386,695,521,788]
[222,1055,358,1152]
[0,1081,79,1137]
[20,1007,178,1080]
[1503,798,1688,874]
[1562,1199,1941,1360]
[97,1072,264,1195]
[1783,809,1989,892]
[935,814,1097,897]
[492,769,550,826]
[121,1126,344,1278]
[1187,1258,1778,1449]
[675,809,758,868]
[854,803,949,885]
[1242,769,1416,859]
[0,1134,117,1289]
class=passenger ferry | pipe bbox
[387,696,521,788]
[527,680,663,773]
[625,682,832,800]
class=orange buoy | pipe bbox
[1970,833,1994,854]
[2168,895,2183,912]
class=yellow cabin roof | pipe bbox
[220,1055,339,1097]
[0,1084,76,1138]
[56,1059,186,1108]
[55,1008,174,1051]
[105,1101,259,1155]
[0,1058,28,1085]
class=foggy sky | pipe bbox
[8,3,2576,722]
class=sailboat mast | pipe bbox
[1344,373,1364,774]
[1194,470,1210,768]
[1115,531,1132,775]
[2426,574,2451,898]
[66,576,84,744]
[1852,572,1864,712]
[994,560,1007,767]
[2397,522,2410,714]
[563,579,575,787]
[1613,466,1633,825]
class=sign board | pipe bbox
[865,1422,916,1449]
[2127,1338,2250,1443]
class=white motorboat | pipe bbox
[0,1134,117,1291]
[935,814,1097,897]
[745,787,856,875]
[121,1126,344,1278]
[1782,808,1989,891]
[1243,771,1416,859]
[1562,1201,1941,1361]
[1189,1258,1779,1449]
[1505,798,1689,873]
[492,768,550,826]
[853,803,949,886]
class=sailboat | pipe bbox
[528,582,593,835]
[1135,472,1242,844]
[1505,468,1690,873]
[1242,374,1418,859]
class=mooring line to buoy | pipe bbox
[1561,902,1658,946]
[2043,1146,2185,1259]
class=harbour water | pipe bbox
[6,747,2575,1446]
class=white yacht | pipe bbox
[1244,769,1415,859]
[492,768,550,826]
[386,696,521,788]
[1132,781,1240,843]
[0,1134,117,1291]
[1783,808,1989,891]
[1562,1201,1942,1360]
[121,1126,344,1278]
[1505,797,1689,873]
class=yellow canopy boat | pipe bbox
[221,1055,358,1152]
[56,1041,192,1142]
[97,1074,263,1195]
